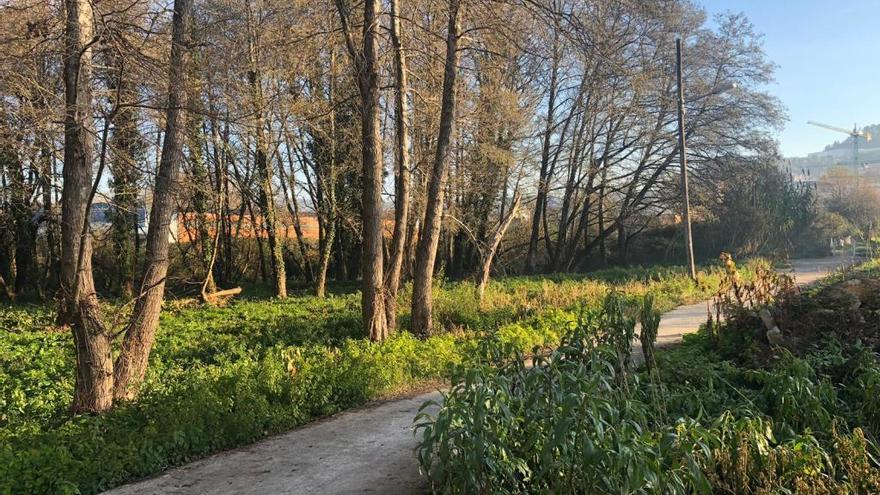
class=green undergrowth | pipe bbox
[0,262,742,494]
[416,263,880,494]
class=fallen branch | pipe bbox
[203,287,243,305]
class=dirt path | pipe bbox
[104,256,850,495]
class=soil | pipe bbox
[776,276,880,356]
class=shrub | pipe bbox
[416,296,880,494]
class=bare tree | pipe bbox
[384,0,412,331]
[477,191,520,300]
[113,0,193,400]
[411,0,461,337]
[60,0,114,413]
[335,0,388,340]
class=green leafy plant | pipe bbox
[416,281,880,494]
[0,264,728,494]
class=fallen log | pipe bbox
[203,287,243,305]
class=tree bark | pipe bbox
[335,0,387,340]
[113,0,192,401]
[384,0,412,332]
[61,0,113,413]
[411,0,461,337]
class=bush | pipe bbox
[416,295,880,494]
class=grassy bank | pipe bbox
[1,263,732,494]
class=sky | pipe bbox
[700,0,880,157]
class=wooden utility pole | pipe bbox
[675,37,696,280]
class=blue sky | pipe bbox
[700,0,880,157]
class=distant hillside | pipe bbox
[823,124,880,152]
[786,123,880,183]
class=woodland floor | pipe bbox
[103,256,851,495]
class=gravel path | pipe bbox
[104,256,850,495]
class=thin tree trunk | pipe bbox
[41,146,60,294]
[411,0,461,337]
[315,48,337,298]
[246,6,286,299]
[113,0,192,401]
[477,191,520,301]
[8,152,36,297]
[61,0,113,413]
[208,110,233,285]
[525,29,559,274]
[384,0,412,331]
[189,119,216,293]
[278,131,313,281]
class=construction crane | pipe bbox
[807,121,872,167]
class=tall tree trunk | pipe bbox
[254,122,287,298]
[477,191,520,300]
[315,79,337,298]
[335,0,387,340]
[113,0,192,401]
[246,7,286,299]
[411,0,461,337]
[61,0,113,413]
[315,134,337,297]
[189,118,216,293]
[207,108,230,285]
[187,28,215,294]
[384,0,412,331]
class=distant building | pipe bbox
[174,211,396,244]
[174,211,321,243]
[89,202,148,235]
[784,123,880,190]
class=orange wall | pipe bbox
[176,212,394,243]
